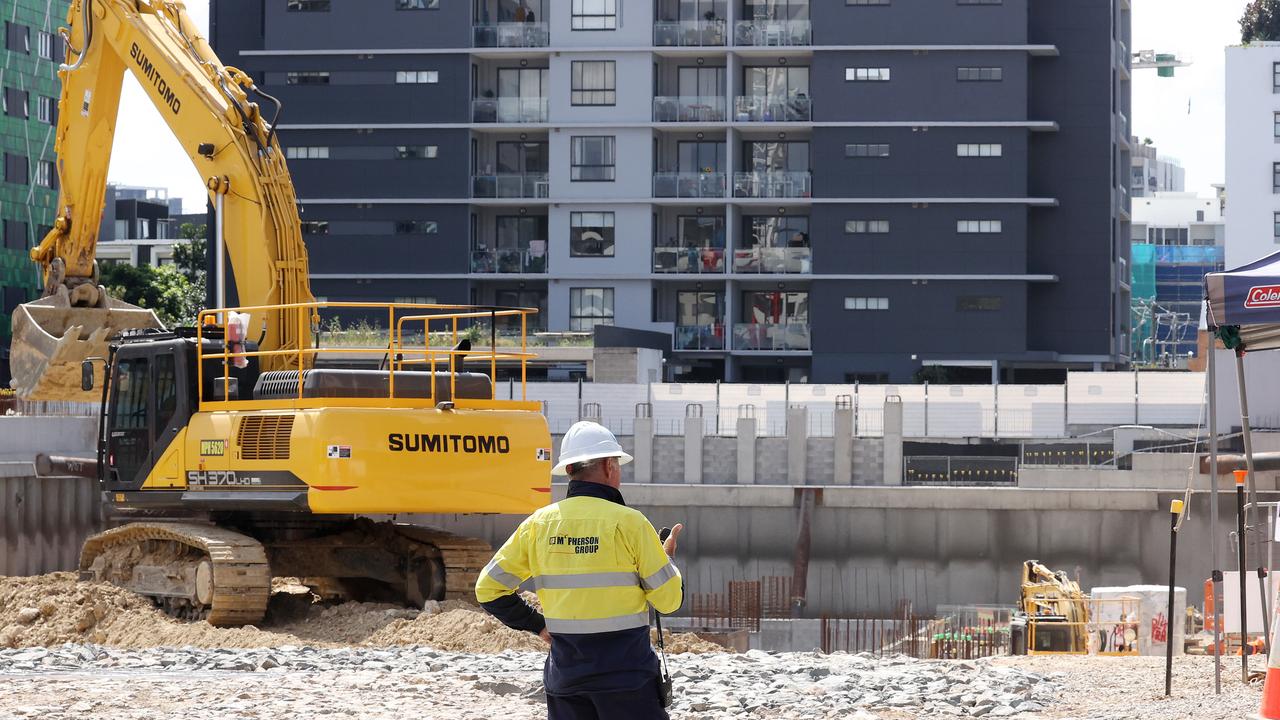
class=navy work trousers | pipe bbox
[545,678,669,720]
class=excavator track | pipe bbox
[392,525,493,600]
[80,522,271,627]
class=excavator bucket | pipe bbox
[9,296,163,402]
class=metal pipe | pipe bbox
[1166,499,1182,697]
[1238,469,1250,682]
[1236,349,1262,558]
[790,488,814,618]
[34,454,97,479]
[1261,567,1272,660]
[1208,334,1222,694]
[214,189,226,310]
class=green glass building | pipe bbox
[0,0,68,386]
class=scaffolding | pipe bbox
[1130,244,1223,365]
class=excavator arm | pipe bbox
[11,0,312,401]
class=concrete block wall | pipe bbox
[756,438,789,484]
[806,438,835,484]
[703,438,738,485]
[653,436,684,483]
[854,439,885,485]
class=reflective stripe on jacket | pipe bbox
[475,487,682,632]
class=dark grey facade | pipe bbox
[211,0,1129,383]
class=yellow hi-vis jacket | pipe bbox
[475,493,682,633]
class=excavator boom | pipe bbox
[11,0,312,401]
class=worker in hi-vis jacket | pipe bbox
[476,420,685,720]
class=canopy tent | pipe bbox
[1202,250,1280,687]
[1206,249,1280,350]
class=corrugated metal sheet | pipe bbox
[0,475,102,576]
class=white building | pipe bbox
[1130,139,1185,198]
[1130,191,1224,245]
[1225,43,1280,266]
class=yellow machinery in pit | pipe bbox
[13,0,551,625]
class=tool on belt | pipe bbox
[655,527,675,708]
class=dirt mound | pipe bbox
[652,629,734,654]
[0,574,731,655]
[367,608,548,652]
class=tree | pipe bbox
[1241,0,1280,43]
[100,262,199,327]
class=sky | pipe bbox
[105,0,1245,211]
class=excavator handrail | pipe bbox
[195,301,541,413]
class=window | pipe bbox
[572,0,617,30]
[286,71,330,85]
[396,70,439,84]
[958,0,1002,4]
[36,96,52,124]
[3,219,26,250]
[396,0,439,8]
[845,220,890,234]
[5,153,27,184]
[1274,162,1280,193]
[287,0,331,10]
[285,146,329,159]
[957,143,1003,157]
[570,288,614,331]
[570,136,615,181]
[34,160,52,188]
[957,296,1003,311]
[845,143,890,158]
[4,87,26,118]
[36,30,52,60]
[845,67,891,82]
[1275,62,1280,93]
[395,296,438,304]
[571,61,616,106]
[844,297,889,310]
[846,371,889,383]
[957,66,1003,81]
[396,221,438,234]
[300,221,330,235]
[1274,212,1280,241]
[957,220,1002,233]
[570,212,615,257]
[6,22,28,54]
[847,0,889,4]
[396,145,438,159]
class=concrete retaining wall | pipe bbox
[411,484,1259,618]
[0,474,102,576]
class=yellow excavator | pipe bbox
[1016,560,1090,654]
[11,0,551,625]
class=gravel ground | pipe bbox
[0,645,1261,719]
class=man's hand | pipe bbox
[539,628,551,644]
[663,523,684,558]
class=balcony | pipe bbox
[473,22,550,47]
[733,322,810,351]
[472,174,549,199]
[471,249,548,274]
[472,97,549,123]
[653,19,727,46]
[732,95,810,122]
[652,246,726,273]
[653,172,727,198]
[653,96,727,122]
[731,246,811,274]
[733,19,811,46]
[674,324,726,350]
[732,171,812,198]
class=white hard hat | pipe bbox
[553,421,633,476]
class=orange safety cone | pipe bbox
[1255,613,1280,718]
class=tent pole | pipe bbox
[1235,348,1262,556]
[1209,339,1221,694]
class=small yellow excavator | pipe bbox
[13,0,551,626]
[1015,560,1090,654]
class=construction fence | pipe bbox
[499,371,1207,439]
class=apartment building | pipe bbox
[1129,138,1184,199]
[0,0,67,387]
[211,0,1130,383]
